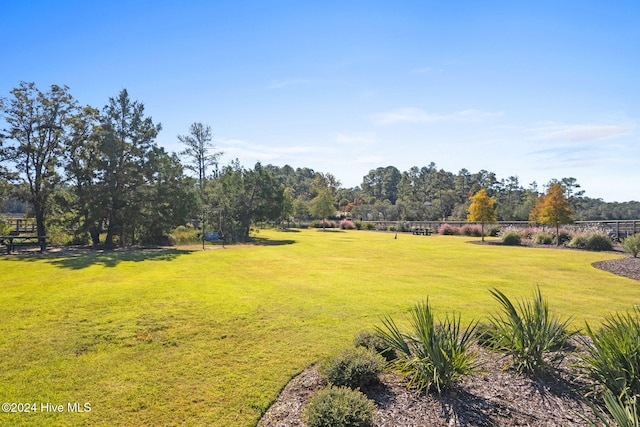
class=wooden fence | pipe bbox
[368,220,640,239]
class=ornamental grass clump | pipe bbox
[486,287,575,377]
[375,299,477,394]
[303,385,376,427]
[581,306,640,401]
[319,347,385,389]
[622,234,640,258]
[501,231,522,246]
[584,390,639,427]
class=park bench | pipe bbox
[412,228,432,236]
[0,235,47,254]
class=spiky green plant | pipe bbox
[375,299,477,394]
[622,234,640,258]
[582,306,640,400]
[584,390,639,427]
[487,287,575,377]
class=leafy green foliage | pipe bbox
[582,306,640,400]
[568,235,589,249]
[487,287,575,377]
[534,232,554,245]
[501,231,522,246]
[584,390,638,427]
[376,299,477,394]
[303,385,376,427]
[319,347,385,389]
[586,233,614,251]
[623,234,640,258]
[353,330,396,361]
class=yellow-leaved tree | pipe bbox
[529,183,574,245]
[467,189,497,242]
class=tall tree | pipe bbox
[178,122,222,190]
[98,89,162,247]
[213,162,284,241]
[467,189,497,241]
[310,188,336,230]
[531,183,574,245]
[64,105,103,244]
[1,82,77,236]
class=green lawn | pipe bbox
[0,229,638,426]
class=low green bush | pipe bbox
[169,225,199,245]
[353,330,396,361]
[363,222,376,230]
[568,235,589,249]
[622,234,640,258]
[556,230,573,245]
[533,232,554,245]
[501,231,522,246]
[581,306,640,401]
[486,287,575,377]
[303,385,376,427]
[586,233,614,251]
[376,299,477,394]
[319,347,385,389]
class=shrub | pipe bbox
[353,330,396,361]
[312,219,337,228]
[486,287,575,377]
[319,347,385,389]
[169,225,199,245]
[568,235,589,249]
[339,219,356,230]
[438,223,459,235]
[354,221,363,230]
[501,231,522,246]
[556,229,574,245]
[533,232,554,245]
[363,222,376,230]
[487,225,502,237]
[0,217,13,235]
[622,234,640,258]
[461,224,483,237]
[581,306,640,400]
[586,233,614,251]
[376,299,477,394]
[303,385,376,427]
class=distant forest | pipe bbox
[1,82,638,246]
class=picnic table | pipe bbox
[412,228,432,236]
[0,235,47,254]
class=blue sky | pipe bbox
[2,1,639,202]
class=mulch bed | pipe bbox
[259,256,640,427]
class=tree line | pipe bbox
[1,82,638,246]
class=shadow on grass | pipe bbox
[6,248,196,270]
[247,237,297,246]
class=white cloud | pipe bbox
[371,108,503,125]
[531,123,635,142]
[216,138,323,165]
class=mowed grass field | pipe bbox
[1,228,639,426]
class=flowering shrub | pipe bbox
[339,219,356,230]
[312,219,337,228]
[460,224,483,237]
[438,224,459,235]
